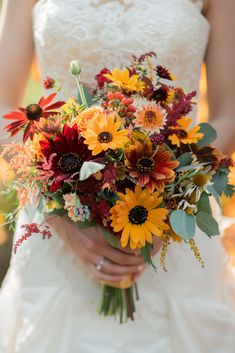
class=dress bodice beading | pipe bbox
[33,0,209,110]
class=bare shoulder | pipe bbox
[1,0,37,11]
[205,0,235,16]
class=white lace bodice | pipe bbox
[33,0,209,101]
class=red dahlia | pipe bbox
[4,93,64,143]
[95,68,112,89]
[39,124,93,192]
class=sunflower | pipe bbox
[4,93,64,143]
[125,141,179,192]
[39,124,93,192]
[155,65,176,81]
[73,106,103,131]
[110,186,169,249]
[82,112,129,155]
[132,103,166,133]
[168,117,203,147]
[104,68,145,93]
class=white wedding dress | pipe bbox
[1,0,235,352]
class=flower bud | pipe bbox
[70,60,81,76]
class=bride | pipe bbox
[0,0,235,352]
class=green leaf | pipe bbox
[207,185,221,208]
[77,220,96,229]
[197,192,212,215]
[169,210,196,240]
[99,225,119,248]
[176,162,209,172]
[212,171,228,195]
[176,152,193,170]
[78,84,94,107]
[140,243,157,271]
[197,123,217,147]
[196,212,220,236]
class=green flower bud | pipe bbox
[70,60,81,76]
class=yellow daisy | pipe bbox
[168,116,203,147]
[104,68,145,93]
[82,112,129,155]
[110,186,169,249]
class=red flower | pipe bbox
[43,76,55,89]
[39,124,93,192]
[95,68,112,89]
[4,93,64,143]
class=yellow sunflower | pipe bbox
[104,68,145,93]
[168,116,203,147]
[82,112,129,155]
[110,186,169,249]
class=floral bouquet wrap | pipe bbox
[1,52,234,323]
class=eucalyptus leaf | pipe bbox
[79,161,105,181]
[169,210,196,240]
[197,123,217,147]
[196,212,220,236]
[207,185,221,208]
[176,152,193,170]
[99,225,119,248]
[223,184,235,198]
[212,171,228,195]
[197,192,212,215]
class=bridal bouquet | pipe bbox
[1,52,234,322]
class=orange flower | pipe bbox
[73,106,103,131]
[110,186,169,249]
[125,141,179,192]
[169,117,203,147]
[133,103,166,133]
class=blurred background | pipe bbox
[0,1,235,286]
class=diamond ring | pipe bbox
[96,258,105,271]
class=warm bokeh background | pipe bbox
[0,1,235,285]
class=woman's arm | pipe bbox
[0,0,36,108]
[205,0,235,155]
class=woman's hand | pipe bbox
[46,215,147,283]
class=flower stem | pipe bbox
[75,75,88,108]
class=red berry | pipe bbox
[114,91,123,100]
[102,101,108,107]
[121,98,129,106]
[127,98,134,105]
[127,105,136,112]
[107,92,114,101]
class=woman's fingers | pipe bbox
[88,264,128,283]
[91,255,144,276]
[82,231,144,266]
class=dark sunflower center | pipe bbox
[178,129,187,138]
[98,131,113,143]
[25,104,43,121]
[128,205,148,225]
[58,153,82,173]
[145,110,155,122]
[136,156,155,173]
